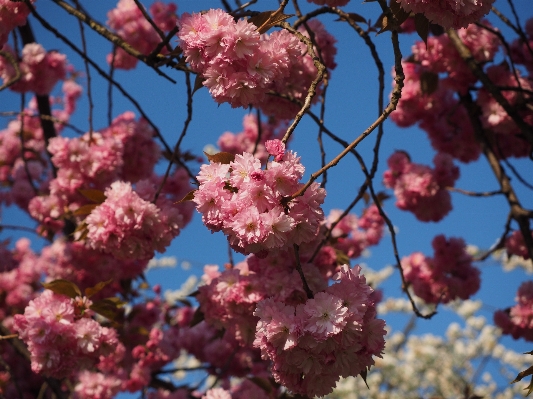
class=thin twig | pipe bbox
[294,244,314,299]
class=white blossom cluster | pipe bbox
[330,299,531,399]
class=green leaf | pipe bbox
[204,151,235,165]
[43,279,82,299]
[248,11,293,34]
[78,188,106,204]
[84,279,113,298]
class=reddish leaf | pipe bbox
[78,188,106,204]
[389,0,410,26]
[193,74,205,94]
[375,191,391,205]
[336,13,367,24]
[204,151,235,165]
[248,10,293,34]
[43,279,82,299]
[414,13,430,45]
[249,377,273,393]
[177,189,197,203]
[89,298,124,321]
[84,279,113,298]
[190,307,204,327]
[359,368,370,389]
[376,14,390,34]
[73,203,98,217]
[420,71,439,95]
[512,365,533,383]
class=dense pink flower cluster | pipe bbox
[106,0,178,69]
[402,235,480,304]
[476,64,533,158]
[217,114,285,163]
[0,239,41,326]
[37,239,148,298]
[391,23,533,162]
[73,370,123,399]
[0,43,67,95]
[13,290,123,378]
[29,111,163,233]
[84,180,182,260]
[325,204,385,259]
[383,151,459,222]
[510,18,533,74]
[494,281,533,341]
[194,144,326,255]
[254,265,385,397]
[257,20,337,120]
[395,0,494,29]
[505,230,533,260]
[0,0,34,48]
[178,10,337,118]
[0,80,81,211]
[177,9,302,109]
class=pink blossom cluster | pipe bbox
[510,18,533,74]
[0,239,41,326]
[28,111,163,234]
[383,151,459,222]
[402,235,480,304]
[177,10,337,118]
[202,385,275,399]
[37,239,148,299]
[0,80,82,212]
[84,180,182,260]
[217,114,285,163]
[254,265,385,397]
[257,20,338,120]
[194,144,326,255]
[395,0,494,29]
[476,64,533,158]
[391,60,481,162]
[177,9,302,109]
[0,43,67,95]
[325,204,385,259]
[73,370,123,399]
[307,0,350,6]
[106,0,178,69]
[505,230,533,260]
[13,290,122,379]
[0,0,34,48]
[391,23,533,161]
[411,22,500,95]
[494,281,533,341]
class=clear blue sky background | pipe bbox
[1,0,533,397]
